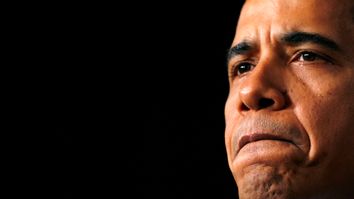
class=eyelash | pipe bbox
[230,62,255,78]
[230,51,332,79]
[293,50,332,64]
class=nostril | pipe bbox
[259,98,274,109]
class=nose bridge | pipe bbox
[244,49,283,90]
[238,49,286,112]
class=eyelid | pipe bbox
[229,60,255,79]
[291,50,334,64]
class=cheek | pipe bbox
[225,86,240,128]
[292,78,354,163]
[224,89,241,161]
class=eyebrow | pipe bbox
[281,31,340,51]
[227,41,254,63]
[227,31,340,65]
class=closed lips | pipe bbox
[238,133,294,153]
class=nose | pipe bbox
[238,66,286,112]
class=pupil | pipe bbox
[303,52,316,61]
[238,64,250,74]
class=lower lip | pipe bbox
[234,140,306,166]
[238,139,294,154]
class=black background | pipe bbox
[51,1,244,198]
[136,2,244,199]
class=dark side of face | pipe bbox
[224,0,354,198]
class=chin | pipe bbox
[231,141,308,199]
[232,156,352,199]
[234,162,298,199]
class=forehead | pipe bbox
[234,0,353,43]
[242,0,352,15]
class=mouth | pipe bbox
[237,133,294,153]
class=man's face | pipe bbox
[224,0,354,198]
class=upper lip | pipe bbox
[237,133,294,153]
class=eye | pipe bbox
[233,62,254,77]
[298,52,319,61]
[295,51,332,64]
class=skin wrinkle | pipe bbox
[240,164,295,198]
[224,0,354,198]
